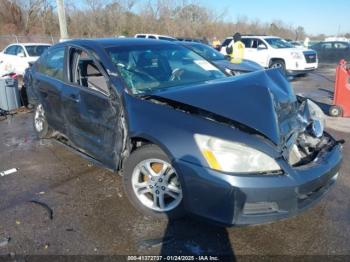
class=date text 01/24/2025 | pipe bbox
[127,255,220,261]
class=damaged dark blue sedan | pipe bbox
[30,38,343,226]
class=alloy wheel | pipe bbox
[131,159,182,212]
[34,104,45,132]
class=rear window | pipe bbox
[25,45,50,57]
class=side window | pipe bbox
[4,45,18,55]
[69,48,109,94]
[221,38,232,47]
[251,39,259,48]
[321,43,332,49]
[148,35,156,39]
[251,39,266,49]
[334,42,348,49]
[39,47,65,81]
[241,38,252,48]
[16,46,26,56]
[136,35,146,38]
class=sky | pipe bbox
[75,0,350,35]
[199,0,349,35]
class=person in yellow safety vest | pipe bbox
[212,37,221,51]
[228,33,245,64]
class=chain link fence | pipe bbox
[0,35,60,50]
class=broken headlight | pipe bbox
[299,99,325,138]
[194,134,281,173]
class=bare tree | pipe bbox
[1,0,317,42]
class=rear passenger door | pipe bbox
[242,38,269,67]
[333,42,350,62]
[33,46,66,133]
[319,42,333,62]
[61,46,120,169]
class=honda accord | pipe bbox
[30,38,342,225]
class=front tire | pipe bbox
[122,144,185,220]
[269,59,286,75]
[33,104,53,139]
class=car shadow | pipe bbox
[159,218,236,260]
[159,155,236,260]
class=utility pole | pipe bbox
[56,0,69,41]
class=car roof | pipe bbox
[55,38,178,49]
[320,41,349,44]
[225,35,280,39]
[178,41,204,46]
[135,34,176,38]
[242,35,279,39]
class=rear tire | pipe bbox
[329,105,343,117]
[122,144,185,220]
[33,104,53,139]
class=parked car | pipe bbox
[0,43,51,76]
[310,41,350,63]
[286,40,305,49]
[134,34,177,41]
[176,37,206,44]
[30,38,342,226]
[220,35,318,75]
[179,41,263,75]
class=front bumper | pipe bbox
[176,142,342,226]
[286,59,318,75]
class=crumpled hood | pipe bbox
[153,69,299,146]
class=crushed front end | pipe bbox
[175,98,343,226]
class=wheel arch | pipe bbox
[121,134,177,172]
[269,57,286,67]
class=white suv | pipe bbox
[220,36,318,75]
[134,34,177,41]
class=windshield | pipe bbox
[106,44,226,94]
[25,45,50,57]
[186,43,226,61]
[265,38,294,49]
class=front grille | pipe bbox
[303,51,317,63]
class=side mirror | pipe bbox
[257,44,267,50]
[224,55,230,60]
[17,52,25,57]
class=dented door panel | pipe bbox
[61,84,120,169]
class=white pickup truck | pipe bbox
[220,35,318,75]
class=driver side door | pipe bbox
[61,46,122,169]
